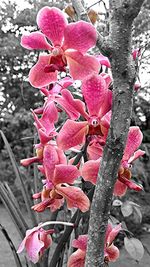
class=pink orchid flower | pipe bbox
[21,6,100,88]
[57,73,112,150]
[37,77,87,122]
[42,87,86,121]
[82,126,144,196]
[32,144,90,212]
[32,101,58,144]
[67,223,121,266]
[20,102,58,167]
[17,225,54,263]
[114,126,145,196]
[38,76,74,97]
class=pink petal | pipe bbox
[39,230,52,254]
[63,21,97,54]
[56,147,67,164]
[72,235,88,251]
[37,7,67,46]
[25,231,44,263]
[43,144,59,180]
[51,77,73,94]
[96,54,111,68]
[81,159,100,185]
[105,224,113,244]
[65,50,100,81]
[20,156,40,166]
[32,110,43,130]
[119,176,143,192]
[123,126,143,163]
[29,54,57,88]
[38,165,45,175]
[21,32,52,50]
[17,239,26,254]
[40,87,49,96]
[59,77,74,88]
[107,224,121,246]
[34,106,44,114]
[56,185,90,212]
[17,226,41,254]
[32,192,41,199]
[82,74,107,117]
[40,101,58,134]
[134,82,141,91]
[100,110,111,133]
[49,198,64,212]
[53,164,80,185]
[57,120,88,150]
[132,49,141,60]
[32,199,54,212]
[113,180,127,197]
[87,139,103,160]
[105,244,120,262]
[38,129,54,145]
[67,249,86,267]
[100,73,112,89]
[55,89,82,120]
[98,90,112,119]
[128,149,145,164]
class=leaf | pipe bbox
[133,206,142,224]
[121,201,133,217]
[0,224,23,267]
[0,182,27,239]
[0,130,37,226]
[124,237,144,261]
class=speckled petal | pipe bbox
[57,120,88,150]
[65,50,100,81]
[21,32,52,50]
[81,159,100,185]
[56,185,90,212]
[82,74,107,117]
[123,126,143,162]
[29,54,57,88]
[37,7,67,46]
[63,21,97,53]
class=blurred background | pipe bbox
[0,0,150,266]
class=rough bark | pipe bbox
[85,0,145,266]
[71,0,145,266]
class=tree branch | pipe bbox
[84,0,145,266]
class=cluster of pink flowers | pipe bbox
[18,6,144,265]
[67,223,121,266]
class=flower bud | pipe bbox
[65,5,76,20]
[88,9,98,24]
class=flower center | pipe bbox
[44,54,67,73]
[88,116,100,127]
[52,47,62,56]
[87,116,103,136]
[118,167,132,182]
